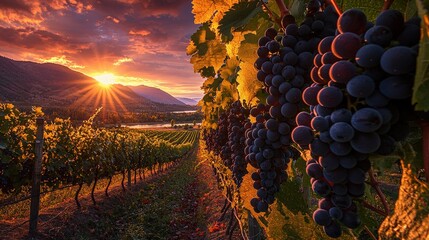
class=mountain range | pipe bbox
[0,56,197,112]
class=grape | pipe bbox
[258,36,271,46]
[380,46,417,75]
[329,207,344,220]
[257,200,269,212]
[291,126,314,145]
[311,116,329,131]
[332,184,348,195]
[330,122,355,142]
[298,52,314,69]
[329,60,357,84]
[283,52,298,65]
[332,32,362,59]
[350,132,381,154]
[268,40,281,53]
[323,167,348,183]
[261,61,274,74]
[397,23,420,46]
[364,25,393,47]
[281,103,298,117]
[285,24,299,36]
[330,141,352,156]
[319,153,340,171]
[348,182,365,197]
[282,65,296,80]
[375,9,404,36]
[318,198,333,210]
[303,85,322,106]
[265,27,278,40]
[331,194,352,208]
[365,90,389,108]
[348,167,366,184]
[321,52,341,64]
[324,221,342,238]
[282,15,296,28]
[351,108,383,133]
[312,179,331,196]
[313,209,332,226]
[318,64,331,81]
[337,9,367,34]
[379,76,413,99]
[286,88,302,103]
[339,155,357,169]
[346,75,375,98]
[306,163,324,179]
[330,108,352,123]
[318,36,334,54]
[340,211,361,229]
[279,82,292,94]
[278,122,291,135]
[257,46,270,58]
[317,86,343,108]
[310,138,330,156]
[355,44,384,68]
[296,111,312,127]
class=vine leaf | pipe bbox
[188,24,227,76]
[413,0,429,111]
[236,61,263,106]
[218,1,262,42]
[192,0,239,24]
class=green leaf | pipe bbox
[338,0,416,21]
[413,0,429,111]
[218,1,262,42]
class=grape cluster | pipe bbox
[292,8,420,238]
[226,101,250,185]
[202,102,251,185]
[244,104,293,212]
[248,1,339,213]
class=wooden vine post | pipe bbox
[29,117,44,237]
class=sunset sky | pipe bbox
[0,0,202,99]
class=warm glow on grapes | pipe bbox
[93,73,116,87]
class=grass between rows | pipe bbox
[48,146,201,240]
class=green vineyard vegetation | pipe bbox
[0,103,198,197]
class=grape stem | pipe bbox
[368,168,390,215]
[274,0,290,17]
[422,122,429,182]
[382,0,394,11]
[260,0,282,27]
[327,0,342,15]
[363,225,377,240]
[361,200,388,216]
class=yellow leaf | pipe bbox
[236,61,263,106]
[192,0,239,24]
[190,40,227,73]
[226,31,247,57]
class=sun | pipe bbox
[93,73,116,87]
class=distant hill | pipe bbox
[176,97,200,106]
[0,56,193,113]
[128,85,186,106]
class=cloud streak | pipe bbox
[0,0,203,98]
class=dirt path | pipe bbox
[1,145,241,240]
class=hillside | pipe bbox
[176,97,200,106]
[128,85,186,106]
[0,56,193,113]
